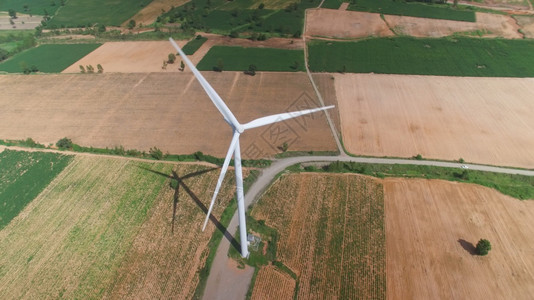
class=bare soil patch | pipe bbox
[0,72,336,158]
[0,13,42,30]
[514,15,534,38]
[335,73,534,168]
[385,178,534,299]
[62,41,188,73]
[306,9,394,39]
[125,0,190,26]
[384,12,521,38]
[460,0,531,11]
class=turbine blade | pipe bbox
[202,131,240,231]
[242,105,335,130]
[169,38,241,129]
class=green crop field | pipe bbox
[163,0,319,36]
[349,0,475,22]
[249,173,385,299]
[0,43,101,73]
[308,37,534,77]
[182,35,208,55]
[0,0,61,16]
[197,46,305,72]
[46,0,151,27]
[321,0,345,9]
[0,150,72,229]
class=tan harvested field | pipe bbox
[385,178,534,299]
[125,0,190,26]
[250,265,296,300]
[305,9,521,39]
[305,9,394,39]
[0,155,237,299]
[384,12,521,38]
[251,173,385,299]
[107,164,239,299]
[62,41,190,73]
[514,15,534,38]
[335,73,534,168]
[0,72,336,158]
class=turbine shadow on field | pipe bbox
[140,166,240,251]
[458,239,477,255]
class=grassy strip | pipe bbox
[0,149,72,229]
[0,138,270,168]
[349,0,476,22]
[182,35,208,55]
[308,37,534,77]
[46,0,151,27]
[274,150,339,159]
[0,43,101,73]
[193,169,260,299]
[299,161,534,200]
[197,46,305,72]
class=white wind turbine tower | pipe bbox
[170,38,334,258]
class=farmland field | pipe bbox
[305,10,519,39]
[47,0,152,27]
[197,46,305,71]
[251,173,385,299]
[349,0,476,22]
[385,178,534,298]
[62,41,183,73]
[0,0,61,16]
[0,72,336,158]
[0,43,101,73]
[308,37,534,77]
[335,74,534,168]
[0,150,71,229]
[251,265,296,300]
[126,0,190,26]
[183,36,208,55]
[0,155,237,298]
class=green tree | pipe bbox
[56,137,73,149]
[79,65,86,73]
[229,30,239,38]
[476,239,491,256]
[8,9,16,19]
[97,64,103,73]
[213,59,223,72]
[168,53,176,64]
[149,147,163,160]
[0,49,8,62]
[244,64,257,76]
[97,24,106,33]
[128,19,136,30]
[180,60,185,71]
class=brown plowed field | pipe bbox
[335,74,534,168]
[305,9,521,39]
[251,265,296,300]
[385,178,534,299]
[0,72,336,158]
[385,12,521,38]
[305,9,394,39]
[514,15,534,38]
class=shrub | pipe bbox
[149,147,164,160]
[56,137,73,149]
[414,154,423,160]
[476,239,491,256]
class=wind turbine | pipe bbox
[169,38,334,258]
